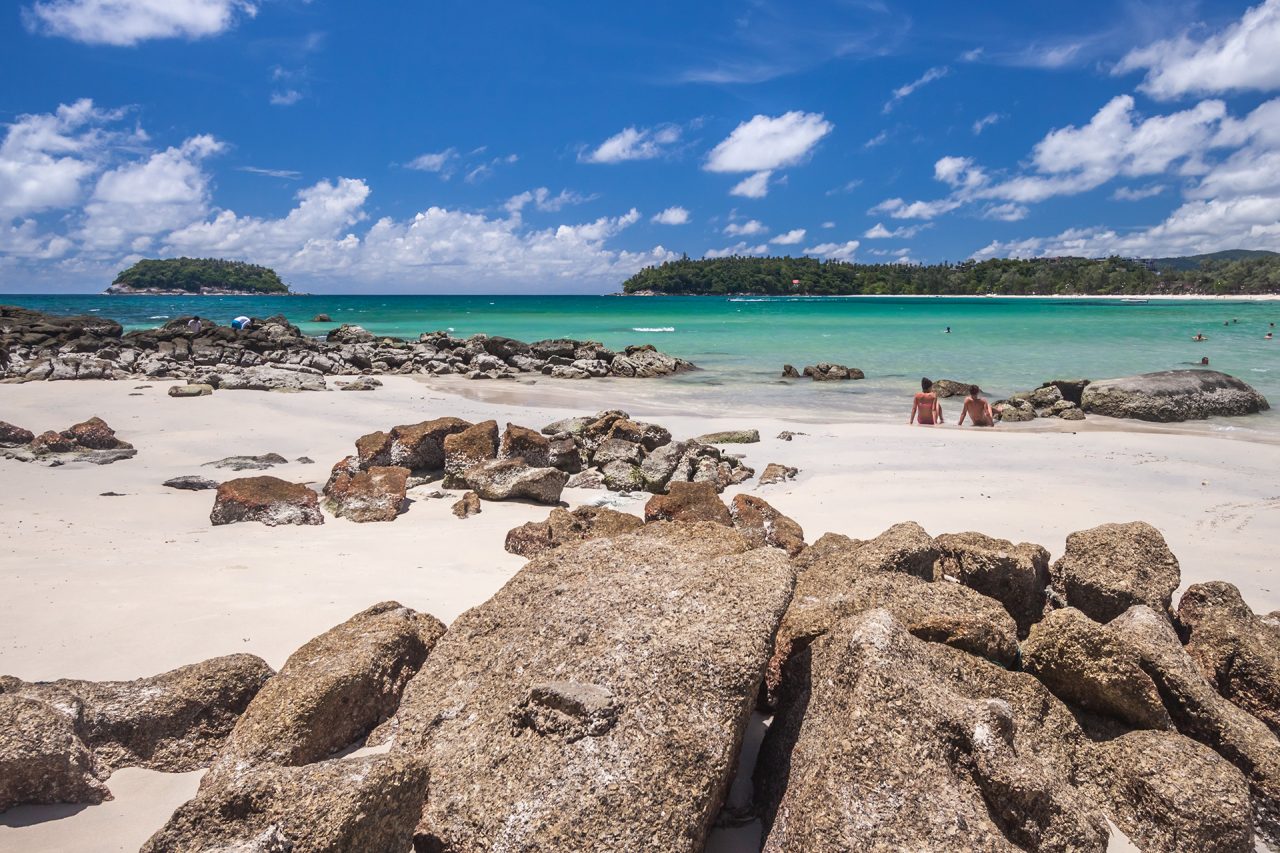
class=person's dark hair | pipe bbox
[969,384,980,396]
[920,377,933,392]
[191,315,199,321]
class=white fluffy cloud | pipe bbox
[406,149,458,175]
[771,228,806,245]
[869,197,963,220]
[581,125,681,164]
[704,241,768,259]
[934,156,987,190]
[729,171,772,198]
[705,111,833,173]
[651,206,689,225]
[1117,0,1280,99]
[863,222,927,239]
[803,240,859,260]
[0,99,126,218]
[724,219,767,237]
[24,0,257,46]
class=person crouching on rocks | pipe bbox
[957,385,995,427]
[910,377,943,426]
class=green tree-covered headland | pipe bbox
[107,258,291,295]
[621,251,1280,296]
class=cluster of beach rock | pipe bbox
[0,416,136,465]
[0,306,693,388]
[202,410,756,527]
[993,379,1090,422]
[4,516,1278,852]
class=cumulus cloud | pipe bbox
[869,196,963,220]
[704,241,768,259]
[705,111,833,173]
[934,156,987,190]
[883,66,949,113]
[504,187,597,215]
[24,0,257,46]
[724,219,767,237]
[981,203,1029,222]
[1112,185,1166,201]
[729,171,772,198]
[770,228,806,245]
[1117,0,1280,99]
[863,222,927,239]
[651,206,689,225]
[802,240,859,260]
[580,125,681,164]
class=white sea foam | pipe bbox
[148,315,169,319]
[632,326,675,332]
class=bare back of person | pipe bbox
[912,391,939,425]
[960,396,994,427]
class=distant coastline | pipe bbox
[623,291,1280,302]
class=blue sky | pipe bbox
[2,0,1280,292]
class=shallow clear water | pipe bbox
[5,293,1278,430]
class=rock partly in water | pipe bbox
[503,505,644,558]
[1081,369,1269,421]
[801,362,865,381]
[209,476,324,526]
[934,531,1050,637]
[205,602,444,786]
[1050,521,1180,623]
[1178,581,1280,735]
[142,753,430,853]
[388,522,794,852]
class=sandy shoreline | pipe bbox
[2,375,1277,851]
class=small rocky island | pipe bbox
[105,258,291,296]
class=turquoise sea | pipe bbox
[4,294,1278,431]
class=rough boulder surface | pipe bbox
[503,505,644,558]
[499,422,551,467]
[202,452,288,471]
[1021,608,1172,730]
[1109,604,1280,842]
[1178,581,1280,735]
[142,753,430,853]
[2,416,137,465]
[801,362,865,381]
[462,457,568,503]
[205,602,445,787]
[3,654,273,774]
[729,494,806,556]
[758,462,798,485]
[383,417,473,470]
[0,420,35,446]
[388,522,796,853]
[935,531,1050,637]
[163,475,219,491]
[1081,369,1269,421]
[0,694,111,812]
[757,610,1110,852]
[451,491,481,518]
[209,476,324,526]
[694,428,760,444]
[643,480,732,525]
[1049,521,1180,623]
[442,419,498,486]
[323,462,409,522]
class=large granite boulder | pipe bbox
[205,602,444,787]
[384,416,473,470]
[1081,369,1269,421]
[1110,605,1280,841]
[0,694,111,812]
[442,419,498,487]
[388,522,795,852]
[1049,521,1180,623]
[729,494,806,556]
[1021,608,1171,730]
[756,610,1109,852]
[142,753,429,853]
[322,462,409,522]
[2,654,273,774]
[503,505,644,558]
[643,480,732,526]
[462,457,568,503]
[935,531,1050,637]
[210,476,324,526]
[0,420,35,446]
[1178,582,1280,735]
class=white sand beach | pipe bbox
[2,376,1278,851]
